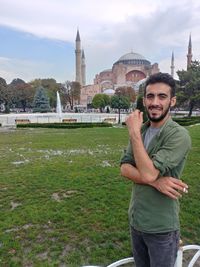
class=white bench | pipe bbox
[103,117,116,124]
[15,119,30,124]
[62,118,77,123]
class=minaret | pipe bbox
[170,51,175,78]
[75,29,82,84]
[81,49,86,86]
[187,34,192,70]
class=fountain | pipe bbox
[56,91,62,121]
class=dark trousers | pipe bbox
[130,227,179,267]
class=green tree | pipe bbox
[33,86,51,113]
[0,77,11,113]
[30,78,61,109]
[61,81,81,110]
[138,82,145,96]
[92,94,110,112]
[9,79,35,112]
[0,77,7,105]
[115,86,136,103]
[136,94,148,122]
[177,60,200,117]
[110,94,130,123]
[15,84,35,112]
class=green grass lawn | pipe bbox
[0,125,199,267]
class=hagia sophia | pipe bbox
[74,30,193,107]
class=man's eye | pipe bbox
[146,95,154,99]
[159,95,168,99]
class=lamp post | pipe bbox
[118,93,122,124]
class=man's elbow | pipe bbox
[120,164,126,177]
[120,163,132,178]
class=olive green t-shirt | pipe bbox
[120,118,191,233]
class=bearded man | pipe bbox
[120,72,191,267]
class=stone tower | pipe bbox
[170,51,175,78]
[81,49,86,86]
[187,34,192,70]
[75,29,82,84]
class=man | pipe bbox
[120,72,191,267]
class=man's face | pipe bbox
[143,83,176,123]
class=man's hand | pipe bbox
[150,177,188,199]
[125,109,143,137]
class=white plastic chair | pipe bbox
[106,257,134,267]
[82,244,200,267]
[174,245,200,267]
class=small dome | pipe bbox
[103,89,115,95]
[114,52,151,66]
[134,78,147,91]
[100,69,112,73]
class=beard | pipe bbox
[147,104,171,122]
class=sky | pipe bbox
[0,0,200,85]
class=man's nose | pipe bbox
[151,96,159,105]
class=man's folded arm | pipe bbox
[120,163,188,199]
[120,163,153,184]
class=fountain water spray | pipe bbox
[56,91,62,120]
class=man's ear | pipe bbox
[170,96,176,107]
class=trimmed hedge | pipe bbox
[173,116,200,126]
[121,116,200,126]
[16,122,113,129]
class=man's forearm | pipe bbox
[120,163,149,184]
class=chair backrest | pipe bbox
[107,257,134,267]
[174,245,200,267]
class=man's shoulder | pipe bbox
[170,119,190,132]
[164,119,191,144]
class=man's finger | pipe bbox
[166,191,178,200]
[169,188,182,198]
[171,184,188,193]
[171,178,188,189]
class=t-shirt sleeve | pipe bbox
[152,128,191,176]
[120,140,136,166]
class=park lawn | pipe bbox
[0,125,199,267]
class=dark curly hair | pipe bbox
[144,72,176,97]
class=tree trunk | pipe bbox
[22,102,26,112]
[118,108,121,124]
[188,100,194,117]
[71,97,74,110]
[4,102,10,113]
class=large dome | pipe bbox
[114,52,151,66]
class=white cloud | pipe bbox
[0,56,68,83]
[0,0,200,83]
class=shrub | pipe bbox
[173,116,200,126]
[16,122,113,129]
